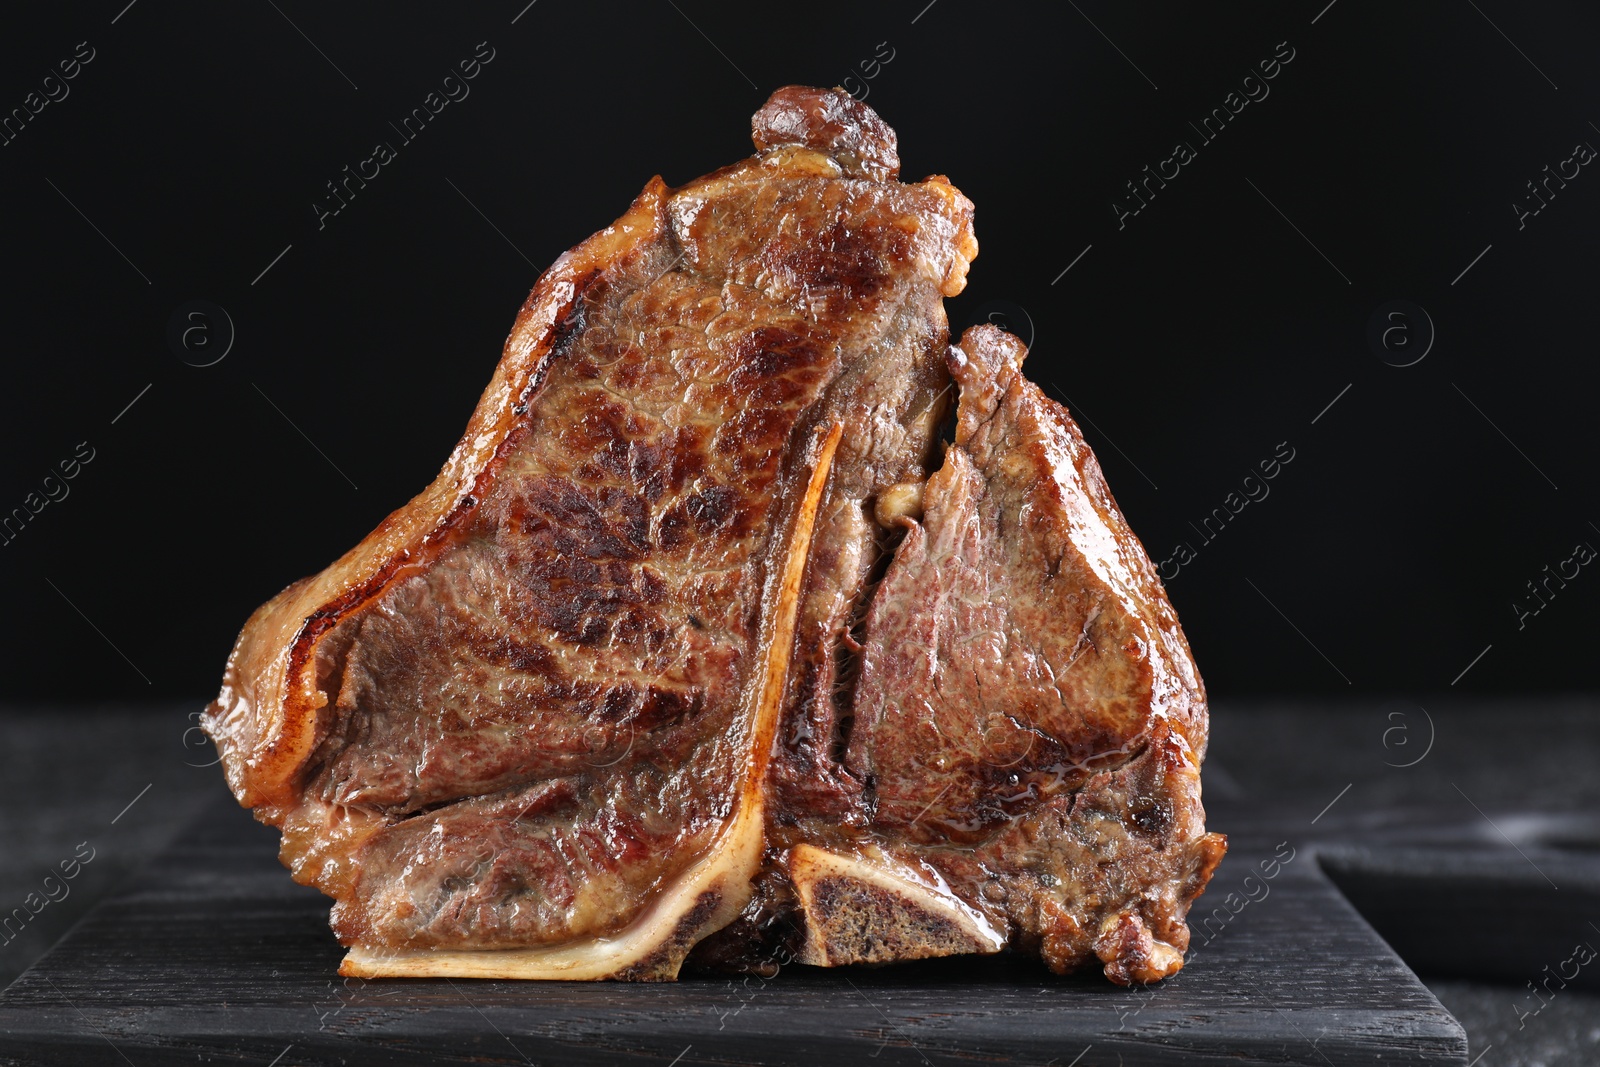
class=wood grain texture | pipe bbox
[0,795,1466,1066]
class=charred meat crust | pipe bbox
[752,85,901,181]
[203,85,1220,984]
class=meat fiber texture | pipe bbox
[203,86,1225,985]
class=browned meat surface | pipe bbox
[203,85,1222,984]
[836,325,1221,980]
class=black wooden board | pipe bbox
[0,796,1468,1066]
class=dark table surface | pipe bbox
[2,697,1597,1065]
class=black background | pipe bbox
[1,0,1595,704]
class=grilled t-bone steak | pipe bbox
[204,86,1225,984]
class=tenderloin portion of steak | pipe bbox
[791,325,1223,983]
[203,85,1222,984]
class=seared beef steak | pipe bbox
[204,86,1223,984]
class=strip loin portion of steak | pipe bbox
[203,85,1223,984]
